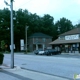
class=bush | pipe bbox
[1,40,5,52]
[0,40,5,65]
[0,53,4,65]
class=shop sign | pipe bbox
[65,34,79,40]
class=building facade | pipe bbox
[28,32,52,51]
[50,28,80,53]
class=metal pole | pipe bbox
[25,26,27,53]
[25,26,29,53]
[10,0,14,68]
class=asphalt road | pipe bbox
[3,53,80,79]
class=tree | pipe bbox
[0,8,10,45]
[55,17,74,35]
[27,13,41,34]
[40,14,54,35]
[13,9,30,51]
[74,23,80,28]
[0,8,76,51]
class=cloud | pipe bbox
[0,0,80,25]
[14,0,50,14]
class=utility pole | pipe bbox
[4,0,14,68]
[10,0,14,68]
[25,26,29,53]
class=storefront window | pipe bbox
[75,47,78,51]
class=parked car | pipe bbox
[44,49,61,56]
[34,49,45,55]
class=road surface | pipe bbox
[3,53,80,79]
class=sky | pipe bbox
[0,0,80,25]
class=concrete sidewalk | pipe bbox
[0,64,70,80]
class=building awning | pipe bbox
[49,39,80,44]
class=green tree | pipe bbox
[14,9,30,51]
[55,17,74,35]
[40,14,54,35]
[0,8,10,45]
[0,8,76,51]
[27,13,40,33]
[74,23,80,28]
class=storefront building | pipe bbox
[50,28,80,53]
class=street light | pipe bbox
[25,26,29,53]
[10,0,14,68]
[4,0,14,68]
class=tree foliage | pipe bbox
[55,17,74,35]
[0,8,10,44]
[0,8,75,51]
[1,40,6,51]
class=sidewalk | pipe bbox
[0,64,70,80]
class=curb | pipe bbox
[0,64,21,70]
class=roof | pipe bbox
[29,32,52,38]
[49,39,80,44]
[59,27,80,36]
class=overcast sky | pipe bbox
[0,0,80,25]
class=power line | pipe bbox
[14,0,33,10]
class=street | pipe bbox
[3,53,80,79]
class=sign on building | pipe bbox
[65,34,79,40]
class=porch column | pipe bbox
[36,44,38,50]
[43,44,45,50]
